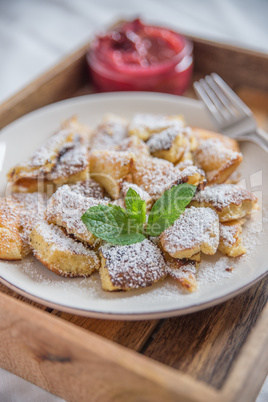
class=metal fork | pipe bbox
[193,73,268,152]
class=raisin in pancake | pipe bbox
[30,221,100,277]
[99,239,166,291]
[218,219,246,257]
[45,185,108,247]
[46,142,89,186]
[174,165,206,190]
[190,184,258,222]
[146,126,189,163]
[8,123,89,193]
[8,130,75,182]
[160,206,219,259]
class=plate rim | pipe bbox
[0,271,266,320]
[0,91,203,135]
[0,91,267,319]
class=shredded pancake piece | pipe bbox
[160,206,219,259]
[30,221,100,277]
[69,179,105,199]
[146,126,190,163]
[218,220,246,257]
[112,135,150,158]
[191,184,258,222]
[99,239,166,291]
[132,157,205,200]
[46,184,107,246]
[90,114,128,150]
[90,150,135,199]
[194,138,243,184]
[0,193,46,260]
[128,113,184,140]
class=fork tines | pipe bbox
[193,73,252,126]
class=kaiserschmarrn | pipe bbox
[2,112,259,293]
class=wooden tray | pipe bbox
[0,36,268,402]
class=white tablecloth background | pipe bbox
[0,0,267,400]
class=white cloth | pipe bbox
[0,0,267,400]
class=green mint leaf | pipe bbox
[81,204,146,246]
[125,187,146,226]
[146,183,196,236]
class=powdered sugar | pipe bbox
[196,254,234,285]
[167,262,197,279]
[193,184,256,210]
[176,159,194,170]
[147,126,183,153]
[91,120,128,150]
[15,193,46,243]
[0,198,19,227]
[129,114,184,133]
[90,149,135,180]
[176,165,205,181]
[112,135,150,157]
[133,157,204,200]
[133,157,174,197]
[161,206,219,256]
[69,179,104,199]
[220,223,238,245]
[1,193,46,245]
[30,130,73,168]
[34,221,97,258]
[101,239,166,289]
[49,143,88,179]
[195,138,241,168]
[46,185,107,241]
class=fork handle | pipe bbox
[239,128,268,153]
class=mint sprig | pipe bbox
[125,187,146,228]
[146,184,196,236]
[81,184,196,245]
[81,189,147,246]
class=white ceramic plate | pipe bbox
[0,92,267,320]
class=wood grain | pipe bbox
[0,280,159,352]
[221,303,268,402]
[143,276,268,389]
[191,36,268,92]
[236,87,268,132]
[51,310,159,351]
[0,292,219,402]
